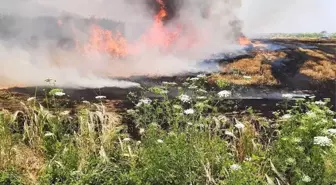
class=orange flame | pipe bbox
[76,0,185,57]
[239,36,252,46]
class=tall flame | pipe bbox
[76,0,184,57]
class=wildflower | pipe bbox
[302,175,311,182]
[126,109,136,114]
[27,97,36,102]
[281,114,291,119]
[245,157,252,161]
[95,95,106,100]
[162,81,177,86]
[60,111,70,116]
[230,164,241,171]
[187,122,193,126]
[55,92,66,97]
[329,129,336,135]
[196,96,207,100]
[197,89,207,93]
[243,75,252,79]
[225,130,235,138]
[333,119,336,123]
[139,128,145,134]
[82,100,90,104]
[282,93,293,99]
[314,100,327,105]
[157,139,164,143]
[189,77,199,81]
[184,108,195,115]
[235,123,245,130]
[123,138,131,142]
[136,98,152,106]
[218,90,232,98]
[188,85,198,89]
[314,136,333,146]
[179,94,191,103]
[197,74,206,78]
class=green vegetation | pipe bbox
[271,32,336,39]
[0,76,335,185]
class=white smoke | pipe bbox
[0,0,245,89]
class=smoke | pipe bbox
[240,0,336,34]
[0,0,244,89]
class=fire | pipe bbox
[76,0,184,57]
[82,24,128,57]
[239,36,252,46]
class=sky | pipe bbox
[240,0,336,33]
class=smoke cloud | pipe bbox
[0,0,244,89]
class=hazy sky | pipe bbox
[240,0,336,33]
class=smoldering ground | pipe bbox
[0,0,245,88]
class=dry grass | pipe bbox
[298,48,335,60]
[300,60,336,80]
[209,52,285,85]
[14,145,45,184]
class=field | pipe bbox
[0,37,336,185]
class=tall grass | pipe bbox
[0,76,335,184]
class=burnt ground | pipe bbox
[0,38,335,115]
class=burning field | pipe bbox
[0,0,336,184]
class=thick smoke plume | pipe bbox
[0,0,244,89]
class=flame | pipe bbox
[239,36,252,46]
[75,0,185,57]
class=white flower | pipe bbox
[123,138,131,142]
[333,119,336,123]
[139,128,145,134]
[245,157,252,161]
[179,94,191,103]
[127,109,136,114]
[197,74,206,78]
[243,75,252,79]
[327,129,336,135]
[189,77,199,81]
[218,90,232,98]
[314,100,326,105]
[225,130,235,138]
[27,97,36,102]
[55,92,66,97]
[313,136,333,146]
[196,96,207,100]
[136,98,152,106]
[282,93,293,99]
[82,100,90,104]
[302,175,311,182]
[184,108,195,115]
[187,122,193,126]
[60,111,70,116]
[188,85,198,89]
[235,123,245,130]
[95,95,106,100]
[281,114,291,119]
[157,139,164,143]
[162,81,177,86]
[230,164,241,171]
[197,89,207,93]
